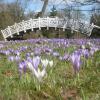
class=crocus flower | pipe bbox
[13,50,20,56]
[71,52,82,74]
[33,56,41,70]
[5,50,10,55]
[8,56,15,62]
[82,49,89,59]
[59,56,63,60]
[81,45,85,49]
[26,56,32,63]
[33,68,46,81]
[34,48,41,56]
[49,60,53,67]
[15,56,21,62]
[62,53,69,60]
[41,59,49,68]
[26,61,34,72]
[27,61,46,81]
[26,53,30,57]
[90,47,98,56]
[18,61,27,77]
[52,52,60,57]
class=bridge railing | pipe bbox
[1,17,100,40]
[1,17,66,40]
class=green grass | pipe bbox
[0,41,100,100]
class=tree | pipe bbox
[50,5,57,17]
[90,2,100,38]
[7,0,25,22]
[0,0,25,31]
[35,0,49,17]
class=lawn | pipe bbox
[0,39,100,100]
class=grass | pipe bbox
[0,39,100,100]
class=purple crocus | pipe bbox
[34,48,41,56]
[26,56,32,63]
[90,47,98,56]
[18,61,27,77]
[26,53,30,58]
[52,52,60,57]
[71,52,82,74]
[14,50,20,56]
[82,49,90,59]
[5,50,10,55]
[32,56,41,70]
[8,56,15,62]
[15,56,21,62]
[62,53,69,60]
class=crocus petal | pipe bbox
[27,61,34,72]
[71,52,81,74]
[33,56,40,69]
[41,59,48,68]
[49,60,53,67]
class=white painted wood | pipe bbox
[30,18,34,31]
[1,30,5,39]
[55,17,58,30]
[22,20,26,33]
[1,17,100,41]
[15,23,19,35]
[93,24,100,29]
[38,17,41,30]
[47,17,49,30]
[8,26,13,38]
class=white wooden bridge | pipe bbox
[1,17,100,41]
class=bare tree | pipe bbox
[35,0,49,17]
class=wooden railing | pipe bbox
[1,17,100,40]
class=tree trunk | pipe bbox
[39,0,49,17]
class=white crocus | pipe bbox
[33,68,46,81]
[27,61,34,72]
[49,60,53,67]
[31,53,34,56]
[41,59,49,68]
[81,45,85,49]
[27,61,46,81]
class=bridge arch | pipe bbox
[1,17,100,41]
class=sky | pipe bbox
[2,0,98,20]
[3,0,66,12]
[3,0,42,12]
[3,0,95,12]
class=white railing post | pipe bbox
[15,23,19,35]
[1,30,7,41]
[63,20,67,31]
[8,26,13,38]
[30,18,33,31]
[4,38,7,41]
[55,17,58,30]
[1,30,5,39]
[47,17,49,30]
[63,25,65,31]
[38,17,41,30]
[87,23,94,36]
[22,20,26,33]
